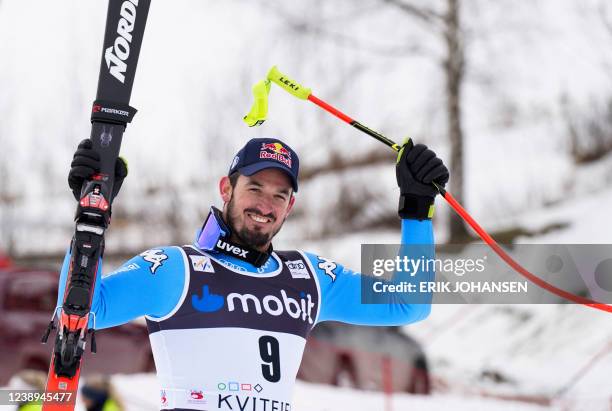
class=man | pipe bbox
[59,136,449,411]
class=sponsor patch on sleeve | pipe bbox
[140,249,169,274]
[317,257,338,282]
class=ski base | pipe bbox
[41,356,80,410]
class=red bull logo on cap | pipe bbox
[260,142,292,167]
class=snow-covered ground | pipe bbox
[406,188,612,409]
[1,1,611,410]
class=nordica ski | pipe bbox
[40,1,150,409]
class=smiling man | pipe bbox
[58,137,449,411]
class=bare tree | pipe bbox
[600,1,612,37]
[383,0,468,242]
[0,149,19,255]
[561,2,612,165]
[274,0,471,241]
[442,0,468,242]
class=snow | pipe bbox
[1,1,612,410]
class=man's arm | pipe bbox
[306,218,434,326]
[56,246,187,329]
[309,138,448,326]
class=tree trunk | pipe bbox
[444,0,470,242]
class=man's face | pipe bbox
[220,168,295,250]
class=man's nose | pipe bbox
[253,196,275,216]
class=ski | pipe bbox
[40,1,150,409]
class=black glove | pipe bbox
[396,138,449,220]
[68,139,128,201]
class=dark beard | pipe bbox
[226,197,284,248]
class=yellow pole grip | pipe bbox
[243,79,271,127]
[267,66,312,100]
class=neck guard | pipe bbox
[194,206,272,267]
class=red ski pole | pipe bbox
[244,66,612,315]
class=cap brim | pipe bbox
[238,161,298,192]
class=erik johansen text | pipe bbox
[372,281,529,294]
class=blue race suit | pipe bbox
[56,218,434,410]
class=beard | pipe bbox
[226,196,285,248]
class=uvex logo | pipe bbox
[216,240,248,258]
[105,0,139,83]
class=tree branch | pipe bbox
[261,0,433,58]
[381,0,444,28]
[297,23,429,57]
[600,2,612,38]
[300,148,393,182]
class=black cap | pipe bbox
[228,138,299,192]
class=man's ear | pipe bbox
[286,194,296,216]
[219,176,233,203]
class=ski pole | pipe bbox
[244,66,612,315]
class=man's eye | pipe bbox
[249,187,260,192]
[275,195,287,201]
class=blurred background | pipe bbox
[1,0,611,410]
